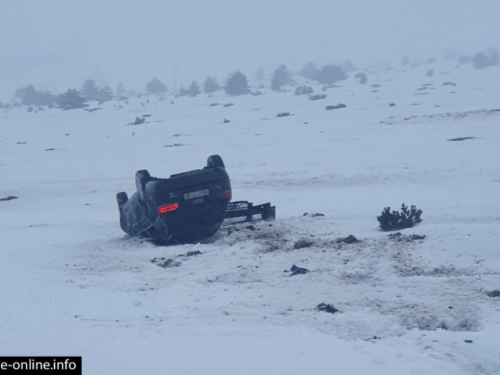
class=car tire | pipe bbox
[135,169,151,202]
[116,192,128,208]
[207,155,225,169]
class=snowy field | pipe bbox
[1,61,500,374]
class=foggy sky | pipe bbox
[1,0,499,98]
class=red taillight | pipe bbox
[218,190,232,200]
[158,203,179,214]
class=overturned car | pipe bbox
[116,155,275,244]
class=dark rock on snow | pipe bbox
[290,265,310,276]
[326,104,347,110]
[487,290,500,298]
[447,137,475,142]
[0,196,18,202]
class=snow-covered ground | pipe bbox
[1,61,500,374]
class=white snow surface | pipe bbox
[1,62,500,374]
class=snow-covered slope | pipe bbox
[1,61,500,374]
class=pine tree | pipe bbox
[116,82,126,97]
[354,72,367,84]
[97,86,113,103]
[56,89,87,110]
[377,204,423,231]
[473,49,499,69]
[270,64,294,91]
[341,60,356,72]
[37,90,55,106]
[82,79,100,101]
[225,72,250,96]
[298,62,319,80]
[15,85,38,105]
[14,85,55,106]
[187,81,200,97]
[255,67,266,81]
[146,78,167,95]
[203,76,219,93]
[316,65,348,85]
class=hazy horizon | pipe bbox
[1,0,499,99]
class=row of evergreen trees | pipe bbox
[10,62,350,108]
[14,79,115,109]
[145,76,220,96]
[15,85,55,106]
[81,80,113,102]
[145,62,349,97]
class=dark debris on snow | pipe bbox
[151,257,181,268]
[316,303,339,314]
[336,235,359,244]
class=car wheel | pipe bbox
[116,192,128,208]
[135,169,151,202]
[207,155,225,169]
